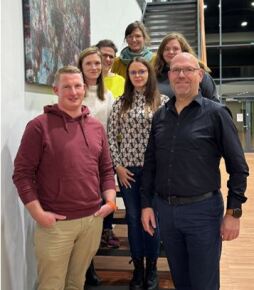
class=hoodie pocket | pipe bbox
[55,175,101,211]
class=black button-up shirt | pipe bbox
[141,94,249,209]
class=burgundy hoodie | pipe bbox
[13,104,115,219]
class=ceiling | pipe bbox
[204,0,254,34]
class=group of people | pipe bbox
[13,20,248,290]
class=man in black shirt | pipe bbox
[141,52,249,290]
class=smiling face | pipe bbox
[128,61,149,91]
[81,53,102,85]
[126,28,145,53]
[163,38,182,65]
[54,73,85,117]
[169,53,204,100]
[100,46,115,74]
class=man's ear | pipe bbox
[52,85,58,95]
[198,68,205,83]
[168,70,171,80]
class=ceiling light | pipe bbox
[251,2,254,7]
[204,4,207,9]
[241,21,248,27]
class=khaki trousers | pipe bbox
[34,215,103,290]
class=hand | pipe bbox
[116,165,135,189]
[94,203,115,218]
[141,207,157,236]
[220,214,240,241]
[36,211,66,228]
[26,200,66,228]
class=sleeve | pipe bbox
[213,105,249,208]
[200,72,220,103]
[98,127,116,193]
[111,58,126,79]
[12,119,43,205]
[107,100,122,168]
[111,57,121,75]
[140,116,157,208]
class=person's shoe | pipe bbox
[106,229,120,248]
[145,258,159,290]
[129,258,144,290]
[85,260,102,286]
[100,229,120,248]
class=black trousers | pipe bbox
[156,193,224,290]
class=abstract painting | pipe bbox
[23,0,90,85]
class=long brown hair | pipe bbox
[78,46,105,101]
[154,32,210,77]
[120,57,161,115]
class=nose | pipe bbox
[70,86,77,94]
[179,69,185,77]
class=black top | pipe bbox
[157,65,220,102]
[141,94,249,209]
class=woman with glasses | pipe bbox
[108,57,168,290]
[112,21,155,79]
[154,32,219,102]
[96,39,125,100]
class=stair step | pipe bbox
[85,286,174,290]
[113,209,126,224]
[143,0,199,54]
[97,237,167,257]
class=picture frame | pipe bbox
[23,0,90,85]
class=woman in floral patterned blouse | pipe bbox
[108,57,168,290]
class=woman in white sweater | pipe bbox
[78,47,117,286]
[78,46,114,130]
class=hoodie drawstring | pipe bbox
[80,116,89,147]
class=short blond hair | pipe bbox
[53,66,82,85]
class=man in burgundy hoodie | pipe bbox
[13,66,116,290]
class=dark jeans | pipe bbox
[103,212,113,229]
[156,192,224,290]
[120,166,160,260]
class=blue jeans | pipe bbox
[120,166,160,260]
[156,192,224,290]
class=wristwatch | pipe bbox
[226,208,242,218]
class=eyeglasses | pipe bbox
[129,69,148,76]
[126,34,143,41]
[101,53,114,60]
[170,67,200,76]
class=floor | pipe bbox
[92,153,254,290]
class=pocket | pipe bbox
[55,175,100,210]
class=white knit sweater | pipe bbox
[83,85,114,130]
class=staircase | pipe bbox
[143,0,200,55]
[97,193,167,257]
[91,192,171,290]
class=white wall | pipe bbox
[90,0,142,52]
[1,1,141,290]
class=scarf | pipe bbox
[119,46,153,65]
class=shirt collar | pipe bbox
[165,92,203,111]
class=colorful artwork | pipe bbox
[23,0,90,85]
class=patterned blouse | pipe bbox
[108,91,168,168]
